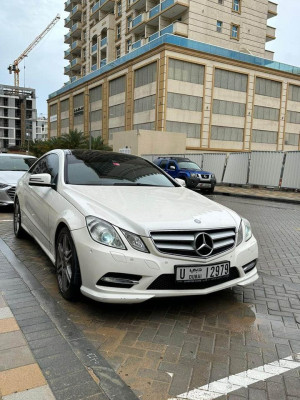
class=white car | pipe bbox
[14,149,258,303]
[0,153,36,206]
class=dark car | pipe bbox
[153,157,216,193]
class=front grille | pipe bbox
[6,186,16,200]
[150,228,236,258]
[147,267,240,290]
[201,174,210,179]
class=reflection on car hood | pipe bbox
[62,186,240,236]
[0,171,27,186]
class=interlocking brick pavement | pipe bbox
[0,195,300,399]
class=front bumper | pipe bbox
[186,177,216,189]
[0,186,15,205]
[71,227,259,304]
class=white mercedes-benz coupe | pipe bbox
[14,149,258,303]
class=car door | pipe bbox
[166,160,178,178]
[24,154,59,252]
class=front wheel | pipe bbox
[56,227,81,301]
[14,198,26,238]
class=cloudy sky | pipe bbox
[0,0,299,116]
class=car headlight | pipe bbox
[237,218,252,246]
[121,229,149,253]
[190,173,197,178]
[0,183,8,189]
[211,174,215,179]
[86,216,126,249]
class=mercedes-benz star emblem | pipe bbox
[195,233,214,256]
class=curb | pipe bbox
[213,190,300,205]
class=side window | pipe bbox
[159,160,168,169]
[167,161,177,169]
[30,154,59,183]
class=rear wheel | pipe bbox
[14,198,26,238]
[56,227,81,301]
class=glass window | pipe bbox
[168,59,204,84]
[117,1,122,17]
[288,85,300,102]
[166,121,201,138]
[133,122,155,130]
[90,109,102,122]
[0,155,36,171]
[255,78,281,98]
[126,38,132,53]
[116,45,121,59]
[109,103,125,118]
[65,151,175,187]
[127,15,132,31]
[50,104,57,116]
[287,110,300,124]
[252,129,277,144]
[30,154,59,183]
[231,24,239,39]
[134,62,157,88]
[109,76,126,96]
[89,85,102,102]
[254,105,279,121]
[167,93,203,112]
[216,20,223,32]
[211,126,244,141]
[74,93,84,108]
[233,0,240,12]
[285,133,299,146]
[214,69,248,92]
[134,95,156,113]
[60,99,69,112]
[213,99,245,116]
[116,24,121,40]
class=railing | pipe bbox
[91,43,98,53]
[132,14,143,27]
[149,4,160,18]
[91,1,100,13]
[161,0,174,11]
[64,32,71,41]
[71,22,81,32]
[71,40,80,49]
[148,31,159,42]
[100,59,106,67]
[64,65,71,73]
[160,24,173,36]
[71,58,79,67]
[64,49,71,57]
[100,37,107,47]
[132,40,141,50]
[71,76,77,83]
[64,15,71,25]
[65,0,72,8]
[91,64,97,71]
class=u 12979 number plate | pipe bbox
[175,262,230,282]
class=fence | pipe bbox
[142,151,300,190]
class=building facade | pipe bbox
[34,116,48,141]
[0,85,37,151]
[48,0,300,153]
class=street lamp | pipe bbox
[25,132,30,153]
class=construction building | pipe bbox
[47,0,300,153]
[0,85,37,151]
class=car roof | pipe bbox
[156,157,191,162]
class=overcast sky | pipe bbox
[0,0,299,116]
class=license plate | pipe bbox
[175,262,230,282]
[197,183,211,188]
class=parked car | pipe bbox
[14,149,258,303]
[153,157,216,193]
[0,153,37,206]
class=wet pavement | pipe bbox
[0,194,300,400]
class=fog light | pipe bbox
[242,260,257,273]
[97,273,142,288]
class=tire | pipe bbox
[14,198,27,238]
[56,227,81,301]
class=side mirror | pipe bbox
[169,165,176,171]
[175,178,186,187]
[29,173,55,188]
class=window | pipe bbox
[288,85,300,102]
[211,126,244,141]
[61,118,69,129]
[134,95,156,113]
[109,103,125,118]
[30,154,59,184]
[231,24,239,39]
[287,110,300,124]
[213,100,245,117]
[252,129,277,144]
[116,45,121,59]
[74,114,83,126]
[126,38,132,53]
[117,1,122,17]
[60,99,69,112]
[134,62,157,88]
[89,85,102,102]
[233,0,240,12]
[216,20,223,33]
[166,121,201,138]
[255,78,281,98]
[214,69,248,92]
[285,133,299,146]
[218,0,223,4]
[133,122,155,130]
[254,105,279,121]
[50,104,57,116]
[116,23,121,40]
[90,109,102,122]
[109,76,126,96]
[127,15,132,32]
[74,93,84,108]
[167,93,203,112]
[168,59,204,84]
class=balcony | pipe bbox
[64,65,71,74]
[91,43,98,53]
[264,49,274,60]
[130,13,147,34]
[91,64,98,71]
[149,4,160,18]
[131,38,147,50]
[172,21,188,37]
[268,1,278,19]
[128,0,146,11]
[70,22,82,38]
[64,15,72,28]
[64,48,72,60]
[100,0,115,13]
[65,0,73,12]
[148,31,159,42]
[100,59,107,67]
[70,58,82,71]
[100,37,107,47]
[160,0,189,19]
[64,31,72,44]
[71,40,82,55]
[90,0,100,17]
[266,25,276,42]
[71,4,82,19]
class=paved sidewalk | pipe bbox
[214,185,300,204]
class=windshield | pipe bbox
[0,156,36,171]
[178,161,202,171]
[66,151,176,187]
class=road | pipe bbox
[0,195,300,400]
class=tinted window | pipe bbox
[167,161,177,169]
[159,160,168,169]
[30,154,59,183]
[0,156,36,171]
[66,151,175,187]
[178,161,201,170]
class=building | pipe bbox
[48,0,300,153]
[0,85,37,151]
[34,115,48,141]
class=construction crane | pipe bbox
[8,14,60,87]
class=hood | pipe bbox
[0,171,27,186]
[61,185,240,236]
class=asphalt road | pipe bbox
[0,195,300,400]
